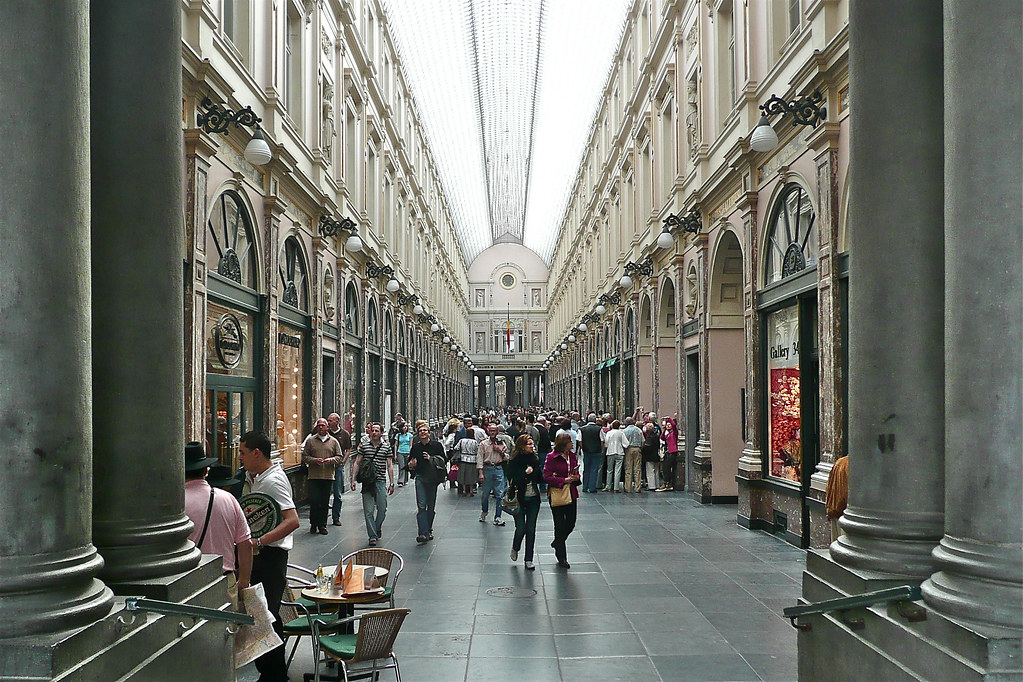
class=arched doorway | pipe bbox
[275,235,311,468]
[637,297,653,413]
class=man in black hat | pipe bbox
[183,443,252,606]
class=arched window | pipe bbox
[627,308,637,347]
[344,283,360,335]
[278,237,308,310]
[613,319,622,352]
[765,183,818,285]
[397,322,406,355]
[208,191,258,289]
[367,299,379,345]
[384,311,394,349]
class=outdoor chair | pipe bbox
[281,563,339,669]
[305,608,410,682]
[340,549,404,611]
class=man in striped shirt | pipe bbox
[351,423,395,546]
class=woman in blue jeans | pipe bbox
[506,434,544,570]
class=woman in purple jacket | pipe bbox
[659,414,680,491]
[543,432,581,569]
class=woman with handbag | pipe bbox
[641,421,662,491]
[506,434,544,570]
[543,432,580,569]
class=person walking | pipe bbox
[578,414,604,493]
[239,431,300,682]
[454,427,480,496]
[326,412,352,526]
[659,414,680,491]
[302,417,343,534]
[477,423,510,526]
[622,417,644,493]
[602,420,628,492]
[543,432,580,569]
[351,423,395,546]
[409,422,445,543]
[506,434,544,570]
[393,421,413,486]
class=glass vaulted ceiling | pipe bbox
[384,0,630,265]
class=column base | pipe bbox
[831,507,943,578]
[0,555,232,680]
[692,439,713,503]
[799,550,1022,681]
[94,513,201,583]
[922,536,1023,635]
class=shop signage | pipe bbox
[213,313,244,368]
[278,331,302,348]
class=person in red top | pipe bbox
[659,414,680,491]
[543,432,581,569]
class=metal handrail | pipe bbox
[783,585,925,631]
[125,597,254,626]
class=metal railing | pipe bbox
[125,597,254,627]
[783,585,926,631]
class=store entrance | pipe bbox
[206,388,256,472]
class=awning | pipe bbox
[605,357,619,368]
[594,360,605,370]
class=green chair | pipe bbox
[340,549,404,611]
[307,608,410,682]
[281,564,338,670]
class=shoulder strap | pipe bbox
[196,488,215,549]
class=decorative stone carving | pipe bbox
[686,78,700,161]
[685,267,698,318]
[322,268,335,322]
[322,80,335,160]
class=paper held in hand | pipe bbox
[334,558,385,597]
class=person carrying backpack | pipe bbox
[408,423,446,543]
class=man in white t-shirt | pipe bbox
[240,430,300,682]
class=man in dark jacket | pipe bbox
[408,423,445,543]
[578,414,604,493]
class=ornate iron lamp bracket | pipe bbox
[760,90,827,127]
[319,214,356,239]
[196,97,261,135]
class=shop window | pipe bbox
[766,306,801,482]
[276,322,305,467]
[367,299,378,345]
[345,282,360,335]
[384,311,394,350]
[279,237,308,310]
[765,184,817,286]
[208,191,257,289]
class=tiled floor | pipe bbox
[240,483,803,681]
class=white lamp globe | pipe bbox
[619,274,633,288]
[345,233,363,252]
[657,227,675,249]
[554,350,560,357]
[578,322,587,332]
[595,304,606,315]
[443,335,451,344]
[386,277,399,292]
[749,115,779,153]
[568,334,576,343]
[451,343,458,351]
[243,127,272,166]
[560,343,567,350]
[431,323,440,332]
[412,303,424,315]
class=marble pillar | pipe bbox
[488,371,497,408]
[831,0,945,578]
[0,0,114,638]
[920,0,1023,633]
[90,0,201,581]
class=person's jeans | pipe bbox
[624,447,642,492]
[332,467,344,522]
[605,454,623,490]
[582,451,602,492]
[480,465,506,519]
[512,495,541,561]
[361,480,388,540]
[307,478,332,528]
[550,500,577,563]
[415,476,439,537]
[251,546,288,681]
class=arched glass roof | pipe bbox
[384,0,630,264]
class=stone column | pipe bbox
[90,0,201,582]
[920,0,1022,633]
[488,371,497,408]
[831,0,945,578]
[0,1,113,638]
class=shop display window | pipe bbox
[343,347,361,430]
[767,306,802,482]
[206,301,255,376]
[276,323,305,466]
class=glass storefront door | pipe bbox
[206,389,255,472]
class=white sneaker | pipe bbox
[510,549,518,561]
[493,518,505,526]
[524,561,535,570]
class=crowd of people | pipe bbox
[182,403,681,680]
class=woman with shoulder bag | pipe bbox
[506,434,544,570]
[543,433,580,569]
[641,421,662,491]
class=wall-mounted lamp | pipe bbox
[567,334,577,343]
[749,90,827,153]
[197,97,272,166]
[431,323,441,333]
[658,210,702,247]
[620,258,654,288]
[366,262,394,280]
[577,321,589,332]
[319,214,363,252]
